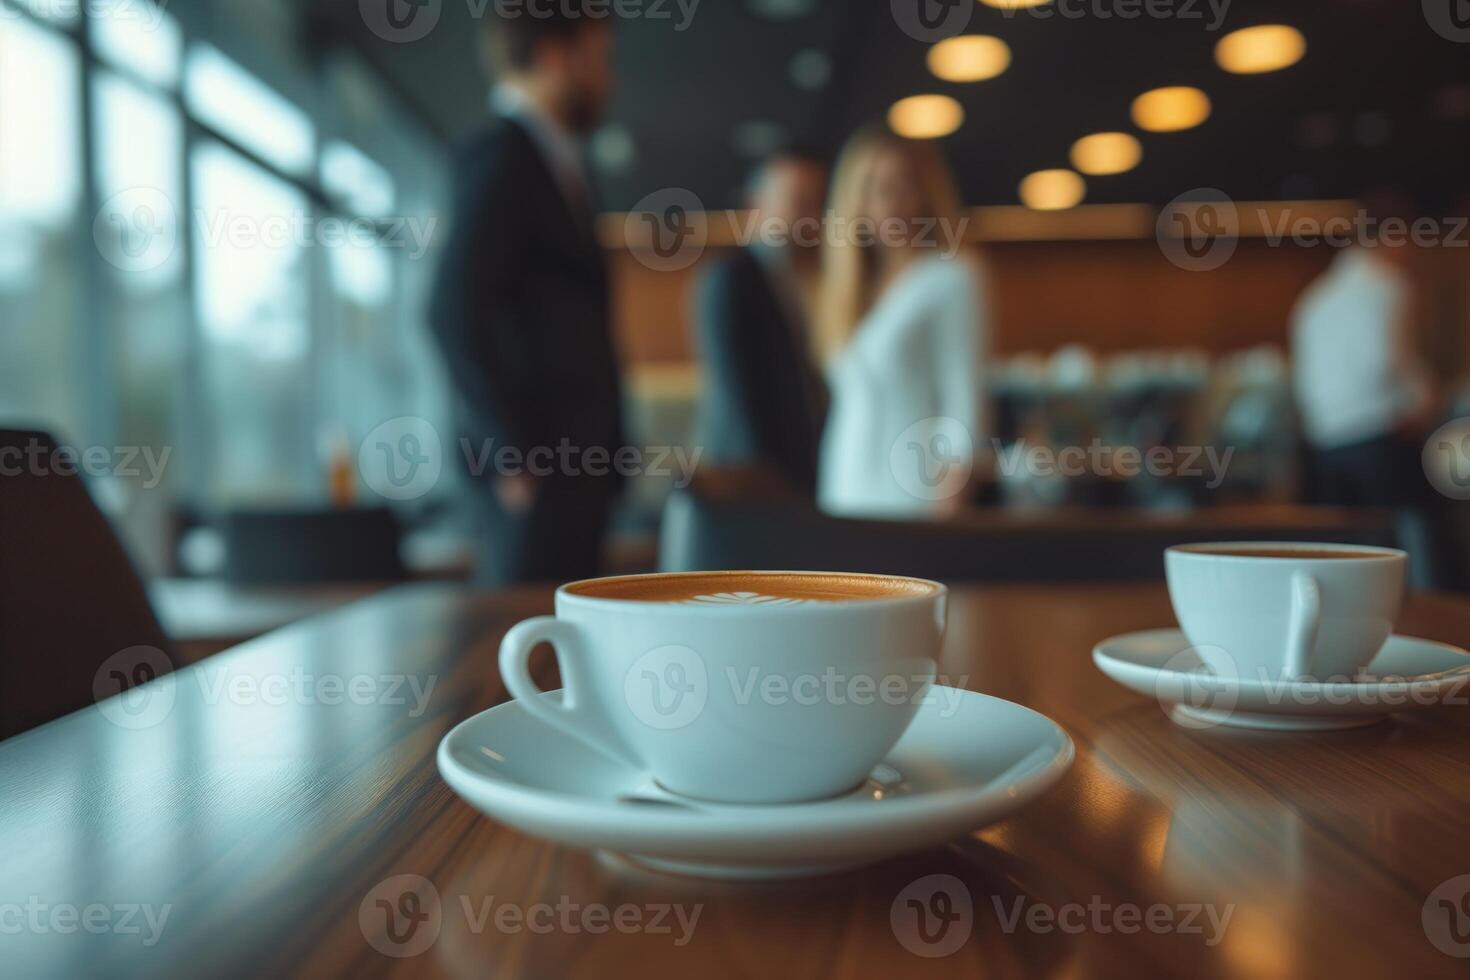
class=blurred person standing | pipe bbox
[429,3,623,585]
[692,150,829,495]
[1291,195,1437,508]
[815,126,989,519]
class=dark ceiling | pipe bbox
[320,0,1470,211]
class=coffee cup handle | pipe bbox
[499,617,642,769]
[1284,572,1321,681]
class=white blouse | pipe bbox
[1291,248,1429,450]
[818,253,988,519]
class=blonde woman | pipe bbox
[815,126,988,518]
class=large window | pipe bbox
[93,68,187,472]
[0,14,85,442]
[192,141,315,503]
[0,1,449,535]
[184,43,315,177]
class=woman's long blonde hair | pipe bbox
[814,125,965,363]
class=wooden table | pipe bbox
[3,583,1469,979]
[148,579,389,663]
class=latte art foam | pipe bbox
[683,592,808,606]
[563,571,940,605]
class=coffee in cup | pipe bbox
[499,570,947,804]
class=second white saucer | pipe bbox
[438,685,1073,879]
[1094,628,1470,731]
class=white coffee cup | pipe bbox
[498,570,947,804]
[1165,542,1407,682]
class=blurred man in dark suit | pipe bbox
[693,151,829,494]
[430,3,623,585]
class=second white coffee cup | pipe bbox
[1165,542,1407,682]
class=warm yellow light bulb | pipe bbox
[1019,169,1086,210]
[1069,132,1143,176]
[1215,25,1306,75]
[1131,86,1211,133]
[928,35,1011,83]
[888,94,965,139]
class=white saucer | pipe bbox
[437,686,1073,879]
[1094,629,1470,731]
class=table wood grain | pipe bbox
[148,578,388,662]
[3,583,1469,979]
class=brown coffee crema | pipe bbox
[564,571,940,604]
[1176,546,1391,560]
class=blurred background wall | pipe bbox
[2,0,1467,584]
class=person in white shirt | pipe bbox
[1291,235,1435,506]
[814,126,988,519]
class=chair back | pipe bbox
[0,429,173,741]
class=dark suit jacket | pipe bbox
[429,116,623,489]
[693,248,828,494]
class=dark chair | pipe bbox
[658,486,1400,584]
[0,429,174,741]
[218,507,407,586]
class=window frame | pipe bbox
[2,0,407,507]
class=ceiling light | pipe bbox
[1019,169,1085,210]
[1130,86,1211,132]
[1215,25,1305,75]
[978,0,1052,8]
[928,35,1011,83]
[1069,132,1142,175]
[888,94,964,139]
